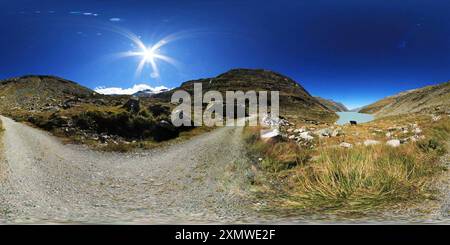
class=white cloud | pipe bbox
[109,17,122,22]
[94,84,169,95]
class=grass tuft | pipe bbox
[244,116,450,212]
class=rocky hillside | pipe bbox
[154,69,337,122]
[0,75,101,112]
[360,81,450,117]
[0,75,186,148]
[314,97,348,112]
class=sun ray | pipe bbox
[109,29,181,79]
[135,57,147,78]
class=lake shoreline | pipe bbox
[336,112,374,125]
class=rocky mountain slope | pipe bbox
[0,75,99,112]
[360,81,450,117]
[314,97,348,112]
[0,70,338,149]
[153,69,337,122]
[0,75,182,147]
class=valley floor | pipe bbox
[0,115,449,223]
[0,116,258,223]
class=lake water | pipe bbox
[336,112,374,125]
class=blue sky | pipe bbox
[1,0,450,109]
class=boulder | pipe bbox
[123,97,141,113]
[409,135,425,142]
[260,129,281,140]
[386,139,401,147]
[261,114,288,128]
[413,127,422,134]
[364,139,380,146]
[299,132,314,141]
[315,128,333,137]
[331,129,342,137]
[148,104,171,117]
[339,142,353,148]
[152,120,179,141]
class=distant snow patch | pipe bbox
[94,84,169,95]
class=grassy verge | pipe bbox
[243,116,450,213]
[0,117,5,179]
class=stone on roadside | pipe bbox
[260,129,281,140]
[261,114,288,128]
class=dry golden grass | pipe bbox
[244,115,450,212]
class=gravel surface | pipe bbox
[0,116,260,224]
[1,115,449,224]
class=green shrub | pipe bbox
[417,138,447,156]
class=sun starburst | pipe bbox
[115,31,178,79]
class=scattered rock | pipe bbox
[315,128,333,137]
[260,128,281,140]
[261,114,288,128]
[432,115,442,121]
[409,135,425,142]
[364,139,380,146]
[298,132,314,141]
[331,129,342,137]
[413,127,422,134]
[339,142,353,148]
[386,139,401,147]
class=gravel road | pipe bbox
[0,116,259,224]
[1,115,449,224]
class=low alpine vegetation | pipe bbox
[244,116,450,212]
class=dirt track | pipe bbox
[0,116,258,224]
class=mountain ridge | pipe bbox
[359,81,450,116]
[152,68,337,122]
[314,97,348,112]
